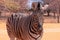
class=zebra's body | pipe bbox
[6,11,43,40]
[6,1,43,40]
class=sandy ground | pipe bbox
[0,20,60,40]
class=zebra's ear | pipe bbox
[31,2,43,11]
[31,2,38,11]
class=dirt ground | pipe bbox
[0,20,60,40]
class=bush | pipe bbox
[5,0,20,12]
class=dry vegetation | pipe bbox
[0,0,60,40]
[0,0,60,13]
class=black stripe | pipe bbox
[31,26,37,32]
[7,17,10,24]
[29,21,37,35]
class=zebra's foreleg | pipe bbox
[8,34,15,40]
[9,37,15,40]
[7,31,15,40]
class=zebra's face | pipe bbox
[30,13,43,35]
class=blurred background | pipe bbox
[0,0,60,40]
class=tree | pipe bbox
[4,0,20,12]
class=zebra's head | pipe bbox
[29,9,43,36]
[26,0,44,10]
[27,1,43,36]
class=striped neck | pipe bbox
[28,21,40,40]
[29,26,40,40]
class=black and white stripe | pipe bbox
[6,11,43,40]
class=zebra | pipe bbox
[6,2,44,40]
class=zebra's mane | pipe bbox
[12,12,33,17]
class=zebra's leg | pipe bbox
[8,34,15,40]
[9,36,15,40]
[16,38,19,40]
[7,31,15,40]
